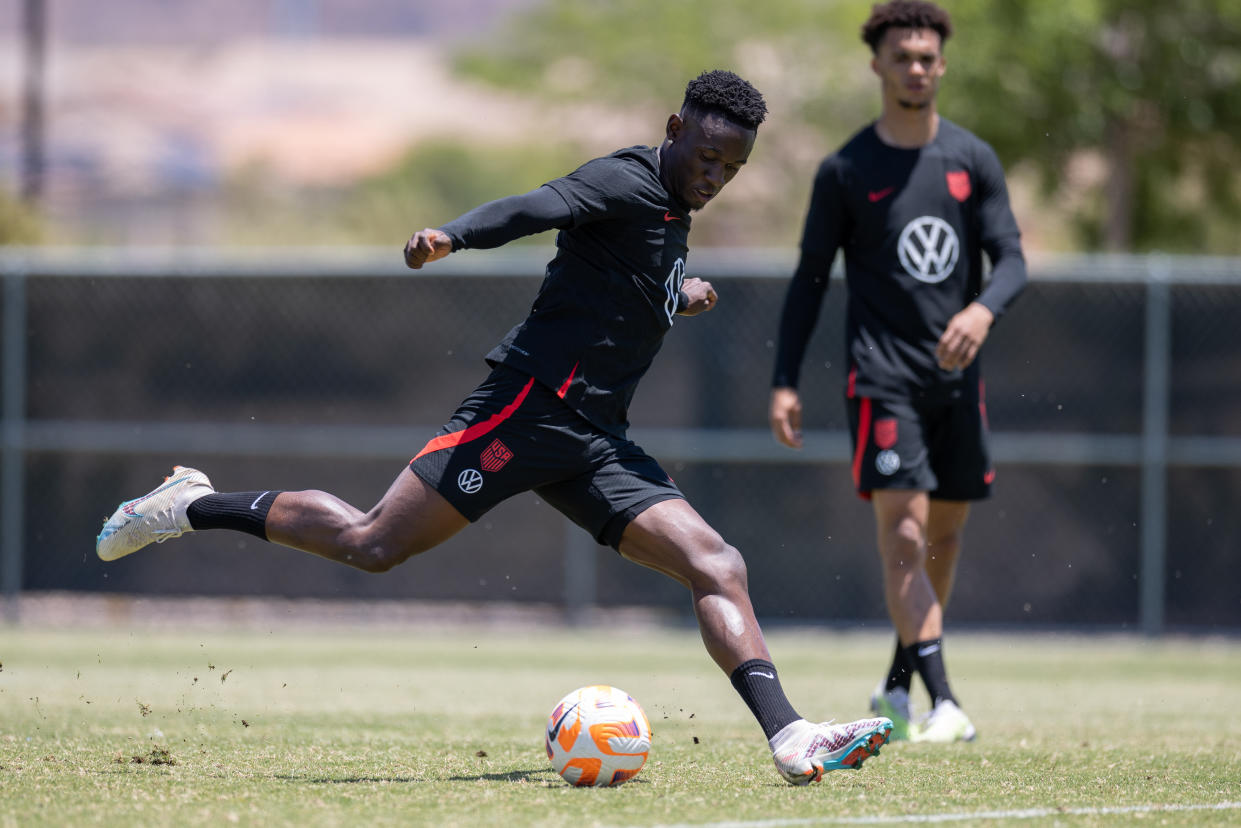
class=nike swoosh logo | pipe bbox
[663,212,681,222]
[547,702,578,742]
[917,645,941,658]
[747,670,775,679]
[868,186,895,203]
[250,491,271,510]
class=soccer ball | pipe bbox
[544,684,651,787]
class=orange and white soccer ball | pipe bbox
[544,684,652,787]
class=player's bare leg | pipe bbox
[925,500,970,606]
[618,498,767,672]
[264,467,469,572]
[872,489,941,645]
[619,498,891,783]
[869,489,934,738]
[872,489,974,742]
[96,464,469,571]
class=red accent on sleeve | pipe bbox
[556,362,580,399]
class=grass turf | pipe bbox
[1,620,1238,827]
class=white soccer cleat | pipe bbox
[910,699,977,743]
[869,684,913,741]
[96,466,214,561]
[769,716,893,785]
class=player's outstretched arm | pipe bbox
[403,186,573,270]
[403,229,453,270]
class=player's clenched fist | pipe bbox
[678,277,718,316]
[403,229,453,269]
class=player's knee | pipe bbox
[715,543,749,593]
[881,519,927,570]
[688,531,748,593]
[349,547,396,573]
[336,543,393,573]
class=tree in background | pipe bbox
[0,190,43,245]
[220,140,584,246]
[457,0,1241,253]
[456,0,874,248]
[946,0,1241,252]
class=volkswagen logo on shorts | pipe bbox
[897,216,959,284]
[875,449,901,476]
[457,468,484,494]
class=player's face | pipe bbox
[661,111,755,211]
[872,27,945,110]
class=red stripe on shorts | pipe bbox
[411,376,535,462]
[852,396,873,493]
[978,378,990,430]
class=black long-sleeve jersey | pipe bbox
[438,145,692,437]
[773,119,1027,403]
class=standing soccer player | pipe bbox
[770,2,1027,743]
[98,71,891,784]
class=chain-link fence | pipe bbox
[2,248,1238,631]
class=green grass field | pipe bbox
[1,616,1239,827]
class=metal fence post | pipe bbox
[2,270,28,624]
[1140,257,1171,636]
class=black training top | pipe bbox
[438,145,692,437]
[773,118,1027,403]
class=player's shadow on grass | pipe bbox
[274,773,421,784]
[451,769,651,785]
[275,767,558,785]
[448,767,562,783]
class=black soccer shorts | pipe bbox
[846,393,993,501]
[410,364,684,549]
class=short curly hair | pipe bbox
[681,70,768,131]
[861,0,953,54]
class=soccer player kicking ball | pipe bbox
[97,70,891,785]
[770,1,1027,744]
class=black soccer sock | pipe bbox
[186,491,282,541]
[904,637,958,706]
[884,636,914,693]
[729,659,801,740]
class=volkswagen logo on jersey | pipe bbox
[457,468,484,494]
[897,216,959,284]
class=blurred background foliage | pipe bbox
[0,189,43,244]
[946,0,1241,253]
[220,140,581,247]
[7,0,1239,253]
[443,0,1241,254]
